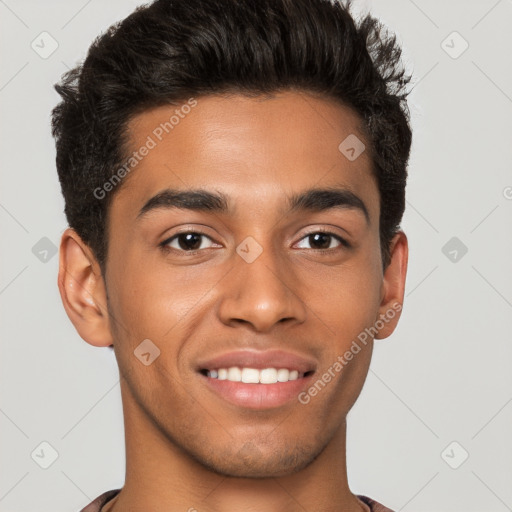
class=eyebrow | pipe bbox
[136,187,370,223]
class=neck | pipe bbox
[106,376,366,512]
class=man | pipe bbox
[52,0,412,510]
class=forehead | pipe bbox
[113,91,378,221]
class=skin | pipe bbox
[58,91,408,512]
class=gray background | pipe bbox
[1,0,511,511]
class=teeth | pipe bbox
[241,368,260,383]
[206,367,304,383]
[227,367,242,382]
[277,368,289,382]
[260,368,278,384]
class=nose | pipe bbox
[216,243,307,332]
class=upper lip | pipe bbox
[196,349,317,373]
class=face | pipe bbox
[61,90,407,479]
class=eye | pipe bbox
[160,231,218,253]
[295,230,350,251]
[159,229,351,255]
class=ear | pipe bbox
[374,230,408,340]
[57,228,113,347]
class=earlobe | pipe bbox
[57,228,113,347]
[375,230,408,340]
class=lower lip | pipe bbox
[199,372,315,410]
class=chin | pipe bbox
[189,439,320,479]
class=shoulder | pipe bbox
[357,494,395,512]
[78,489,121,512]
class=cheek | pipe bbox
[105,256,224,383]
[297,255,383,339]
[107,258,196,335]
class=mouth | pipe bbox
[199,367,315,383]
[196,350,317,409]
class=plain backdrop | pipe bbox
[1,0,511,511]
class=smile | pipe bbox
[201,367,313,383]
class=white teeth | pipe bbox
[277,368,290,382]
[241,368,260,383]
[227,367,242,382]
[206,367,305,383]
[260,368,278,384]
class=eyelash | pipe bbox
[159,229,351,255]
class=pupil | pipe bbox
[179,233,202,251]
[310,233,330,249]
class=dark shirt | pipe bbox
[79,489,395,511]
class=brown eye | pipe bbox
[160,232,215,252]
[295,231,350,251]
[307,233,333,250]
